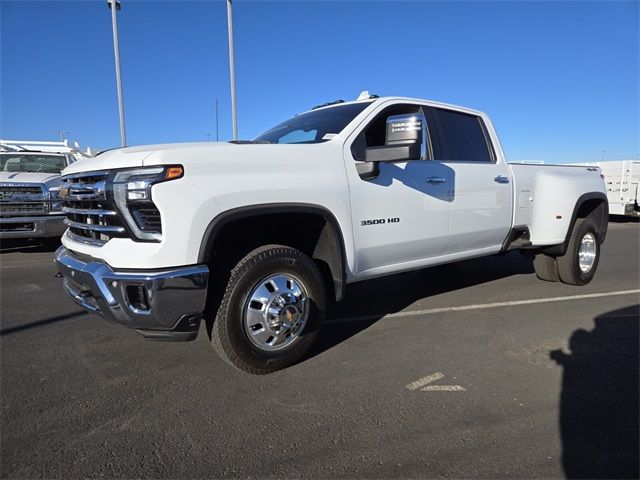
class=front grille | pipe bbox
[62,171,127,245]
[0,203,46,215]
[0,185,43,196]
[0,184,46,218]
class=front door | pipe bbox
[344,103,453,277]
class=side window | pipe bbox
[351,105,428,161]
[430,108,493,162]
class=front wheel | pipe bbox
[556,218,601,286]
[209,245,326,374]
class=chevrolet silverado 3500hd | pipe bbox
[55,95,608,374]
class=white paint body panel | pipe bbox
[509,163,605,245]
[60,96,607,284]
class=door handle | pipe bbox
[494,175,510,184]
[426,176,447,184]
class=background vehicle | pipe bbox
[54,94,608,374]
[0,140,93,240]
[586,160,639,217]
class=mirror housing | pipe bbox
[385,113,423,146]
[363,113,424,163]
[364,143,421,163]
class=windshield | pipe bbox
[0,154,67,174]
[254,102,373,144]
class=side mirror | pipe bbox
[363,113,424,163]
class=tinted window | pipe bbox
[351,104,427,161]
[0,154,67,173]
[254,102,372,144]
[432,108,492,162]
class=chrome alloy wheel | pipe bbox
[243,273,309,351]
[578,232,597,273]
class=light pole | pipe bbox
[226,0,238,141]
[56,129,70,142]
[601,150,605,161]
[108,0,127,147]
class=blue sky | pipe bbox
[1,0,638,162]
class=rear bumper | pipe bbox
[0,215,66,239]
[54,246,209,341]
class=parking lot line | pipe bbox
[328,289,640,324]
[406,372,445,390]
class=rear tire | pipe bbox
[556,218,601,286]
[209,245,326,374]
[533,253,560,282]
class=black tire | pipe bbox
[533,253,559,282]
[556,218,601,286]
[209,244,326,374]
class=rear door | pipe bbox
[425,107,512,254]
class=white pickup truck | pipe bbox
[0,140,92,240]
[55,94,608,373]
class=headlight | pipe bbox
[48,187,63,212]
[112,165,183,241]
[48,187,62,201]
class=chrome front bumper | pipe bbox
[54,247,209,341]
[0,215,66,239]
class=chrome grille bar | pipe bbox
[63,218,125,233]
[62,206,117,216]
[62,171,128,244]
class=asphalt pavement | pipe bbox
[1,220,638,479]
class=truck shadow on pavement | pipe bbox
[550,305,639,479]
[310,251,535,358]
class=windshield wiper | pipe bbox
[228,140,273,145]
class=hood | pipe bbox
[61,140,339,176]
[62,142,264,174]
[62,145,159,176]
[0,171,61,186]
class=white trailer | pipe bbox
[586,160,639,217]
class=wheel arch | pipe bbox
[543,192,608,256]
[198,203,347,301]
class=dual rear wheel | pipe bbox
[533,218,601,286]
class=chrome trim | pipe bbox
[63,218,125,233]
[55,246,209,332]
[64,180,107,201]
[62,206,117,216]
[426,176,447,184]
[61,170,110,180]
[243,273,309,351]
[578,232,597,273]
[64,229,108,247]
